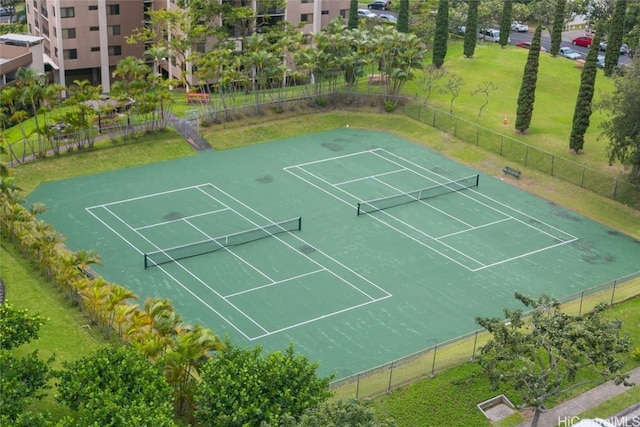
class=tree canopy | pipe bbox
[476,293,630,427]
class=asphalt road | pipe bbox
[509,29,632,65]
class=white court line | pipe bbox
[289,166,485,270]
[184,218,276,283]
[86,207,145,255]
[196,184,391,297]
[334,168,405,187]
[99,204,270,337]
[374,149,578,242]
[283,148,384,169]
[250,297,389,340]
[370,175,475,228]
[435,217,512,240]
[86,183,206,209]
[224,268,326,298]
[135,208,229,231]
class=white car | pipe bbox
[511,21,529,32]
[357,8,377,18]
[559,47,583,60]
[479,29,510,44]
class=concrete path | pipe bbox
[516,366,640,427]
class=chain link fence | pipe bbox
[331,271,640,399]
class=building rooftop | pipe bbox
[0,33,44,46]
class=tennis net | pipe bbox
[357,174,479,215]
[144,216,302,269]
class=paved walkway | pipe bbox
[516,366,640,427]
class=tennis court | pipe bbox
[28,129,640,379]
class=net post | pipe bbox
[357,203,361,216]
[298,216,302,231]
[475,174,480,187]
[144,254,148,269]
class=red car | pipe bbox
[516,41,547,52]
[572,36,593,47]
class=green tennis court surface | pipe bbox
[28,129,640,379]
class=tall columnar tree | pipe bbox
[499,0,513,48]
[569,26,603,153]
[597,54,640,181]
[477,294,630,427]
[464,0,480,58]
[432,0,449,68]
[348,0,358,30]
[515,24,543,134]
[604,0,628,76]
[396,0,410,33]
[550,0,568,56]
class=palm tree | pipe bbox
[144,46,170,75]
[15,68,47,155]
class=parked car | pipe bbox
[368,0,390,10]
[572,36,594,47]
[596,55,605,68]
[599,41,630,55]
[515,41,547,52]
[357,8,377,18]
[377,13,397,22]
[559,47,583,60]
[450,25,466,35]
[478,28,509,44]
[0,6,15,16]
[510,21,529,32]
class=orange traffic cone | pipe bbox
[503,116,508,125]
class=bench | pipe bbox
[502,166,521,179]
[185,92,210,104]
[368,74,388,85]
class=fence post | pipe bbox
[551,155,555,176]
[387,362,394,393]
[454,118,458,137]
[430,346,438,377]
[578,291,584,316]
[613,179,618,199]
[500,136,504,156]
[525,145,529,166]
[610,280,617,305]
[471,330,479,361]
[581,167,586,187]
[476,126,479,146]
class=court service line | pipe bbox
[375,149,578,242]
[99,204,270,336]
[197,183,391,300]
[290,167,485,270]
[470,240,574,272]
[184,218,276,283]
[250,296,391,340]
[371,176,475,229]
[334,168,406,187]
[435,217,512,240]
[224,268,326,298]
[134,207,230,231]
[85,183,207,210]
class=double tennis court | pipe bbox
[28,129,640,378]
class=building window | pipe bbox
[54,47,58,57]
[107,25,121,36]
[53,27,56,37]
[196,42,206,53]
[61,28,76,39]
[63,49,77,60]
[91,46,100,52]
[300,13,313,23]
[340,9,347,18]
[90,26,99,31]
[33,0,37,8]
[321,10,329,15]
[107,4,119,15]
[108,45,122,56]
[60,7,74,18]
[88,5,98,10]
[301,0,313,3]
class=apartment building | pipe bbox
[25,0,351,93]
